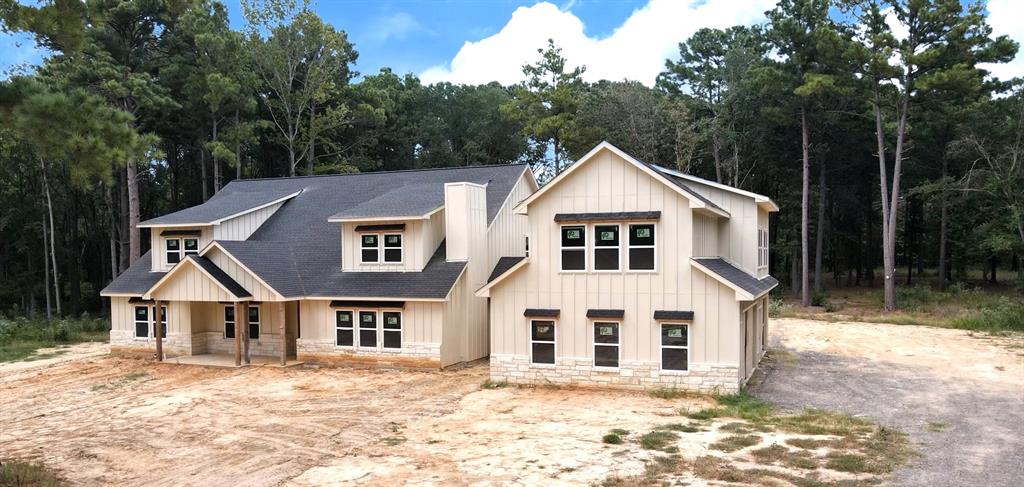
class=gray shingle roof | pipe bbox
[329,183,444,221]
[692,258,778,297]
[635,160,727,215]
[488,256,526,283]
[187,255,252,298]
[139,188,299,226]
[104,164,527,298]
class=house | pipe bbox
[100,141,777,392]
[476,142,778,392]
[100,163,537,369]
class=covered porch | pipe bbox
[166,353,303,368]
[144,255,298,366]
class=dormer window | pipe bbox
[360,233,403,264]
[165,237,199,265]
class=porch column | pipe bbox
[279,302,287,366]
[242,301,251,364]
[154,299,163,362]
[234,302,242,366]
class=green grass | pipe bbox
[647,387,698,400]
[638,430,678,451]
[656,423,700,433]
[924,421,950,433]
[480,379,509,389]
[709,434,761,452]
[602,433,624,445]
[0,459,62,486]
[952,298,1024,332]
[0,316,109,363]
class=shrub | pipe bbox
[602,433,623,445]
[952,297,1024,333]
[811,290,828,307]
[0,459,61,487]
[768,296,785,317]
[639,430,678,450]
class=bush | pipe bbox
[602,433,623,445]
[768,296,785,317]
[952,297,1024,333]
[811,290,828,307]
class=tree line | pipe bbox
[0,0,1021,319]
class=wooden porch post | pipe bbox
[234,302,242,366]
[154,299,163,362]
[242,301,251,364]
[279,302,287,366]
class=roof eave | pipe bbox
[475,257,529,298]
[327,205,443,224]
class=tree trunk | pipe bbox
[41,158,61,316]
[212,117,221,193]
[305,102,316,175]
[989,256,997,283]
[105,185,119,280]
[200,147,209,202]
[119,167,129,273]
[712,135,723,183]
[872,87,897,310]
[235,110,243,180]
[126,158,141,265]
[790,248,800,298]
[288,147,296,177]
[553,137,562,175]
[814,157,826,292]
[939,160,949,288]
[800,108,810,307]
[41,213,52,321]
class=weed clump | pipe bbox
[638,430,678,451]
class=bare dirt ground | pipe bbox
[751,318,1024,487]
[2,318,1020,486]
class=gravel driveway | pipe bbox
[750,318,1024,487]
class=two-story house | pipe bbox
[476,142,778,392]
[100,164,537,369]
[100,141,777,392]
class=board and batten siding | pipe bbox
[212,201,285,241]
[111,296,193,337]
[693,213,720,257]
[487,170,536,267]
[339,210,445,272]
[151,227,213,271]
[204,246,280,301]
[149,262,239,302]
[684,182,760,275]
[297,299,445,348]
[488,149,742,368]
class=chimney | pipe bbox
[444,182,487,263]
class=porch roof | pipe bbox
[144,255,252,301]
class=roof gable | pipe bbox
[144,256,252,301]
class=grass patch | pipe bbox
[692,455,834,487]
[656,423,700,433]
[709,434,761,452]
[381,436,406,446]
[924,421,950,432]
[609,428,630,436]
[750,444,818,470]
[480,379,508,389]
[638,430,678,451]
[602,433,623,445]
[785,438,833,450]
[600,455,683,487]
[91,372,149,392]
[952,298,1024,333]
[647,387,697,400]
[684,407,725,420]
[0,459,62,486]
[0,316,108,363]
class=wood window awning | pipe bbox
[587,309,624,318]
[554,211,661,223]
[524,308,560,318]
[353,224,406,232]
[128,297,154,304]
[160,229,202,236]
[653,310,695,321]
[330,300,405,308]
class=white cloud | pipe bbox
[420,0,776,86]
[367,12,421,42]
[981,0,1024,81]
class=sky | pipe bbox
[1,0,1022,85]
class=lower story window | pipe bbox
[593,322,620,368]
[336,310,353,346]
[661,323,689,371]
[248,306,260,340]
[382,311,402,349]
[134,306,149,338]
[530,320,555,364]
[224,305,235,339]
[358,311,377,347]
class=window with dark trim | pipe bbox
[383,234,402,263]
[593,322,620,368]
[361,234,379,263]
[248,306,260,340]
[560,226,585,271]
[336,310,353,346]
[661,324,688,371]
[628,224,656,271]
[358,311,377,347]
[134,306,149,338]
[224,305,235,339]
[530,320,555,364]
[382,311,402,349]
[183,238,199,257]
[165,239,181,264]
[594,225,620,271]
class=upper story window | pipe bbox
[361,233,403,264]
[628,224,656,271]
[593,225,620,271]
[560,226,586,271]
[757,227,769,270]
[165,237,199,265]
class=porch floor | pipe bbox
[166,354,303,368]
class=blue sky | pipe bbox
[2,0,1021,84]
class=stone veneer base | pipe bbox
[296,338,442,370]
[489,355,741,393]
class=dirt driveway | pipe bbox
[751,318,1024,487]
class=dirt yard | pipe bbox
[1,318,1021,486]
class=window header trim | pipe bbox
[554,211,661,223]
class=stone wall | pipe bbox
[296,338,442,369]
[199,332,290,357]
[489,355,740,393]
[109,329,192,357]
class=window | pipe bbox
[336,310,353,346]
[383,234,402,263]
[248,306,260,340]
[628,224,656,271]
[361,234,379,263]
[524,234,530,257]
[594,225,620,271]
[183,238,199,257]
[530,320,555,364]
[661,324,689,371]
[382,311,402,349]
[224,305,235,339]
[593,322,620,368]
[358,311,377,348]
[165,239,181,264]
[134,306,149,338]
[560,226,585,271]
[757,227,769,270]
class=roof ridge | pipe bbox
[228,163,529,183]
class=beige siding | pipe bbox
[204,246,280,301]
[151,227,214,271]
[487,170,535,266]
[757,208,770,278]
[339,212,443,272]
[298,299,444,347]
[440,183,490,366]
[110,297,191,337]
[212,201,284,241]
[149,262,238,302]
[685,183,760,274]
[693,213,720,257]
